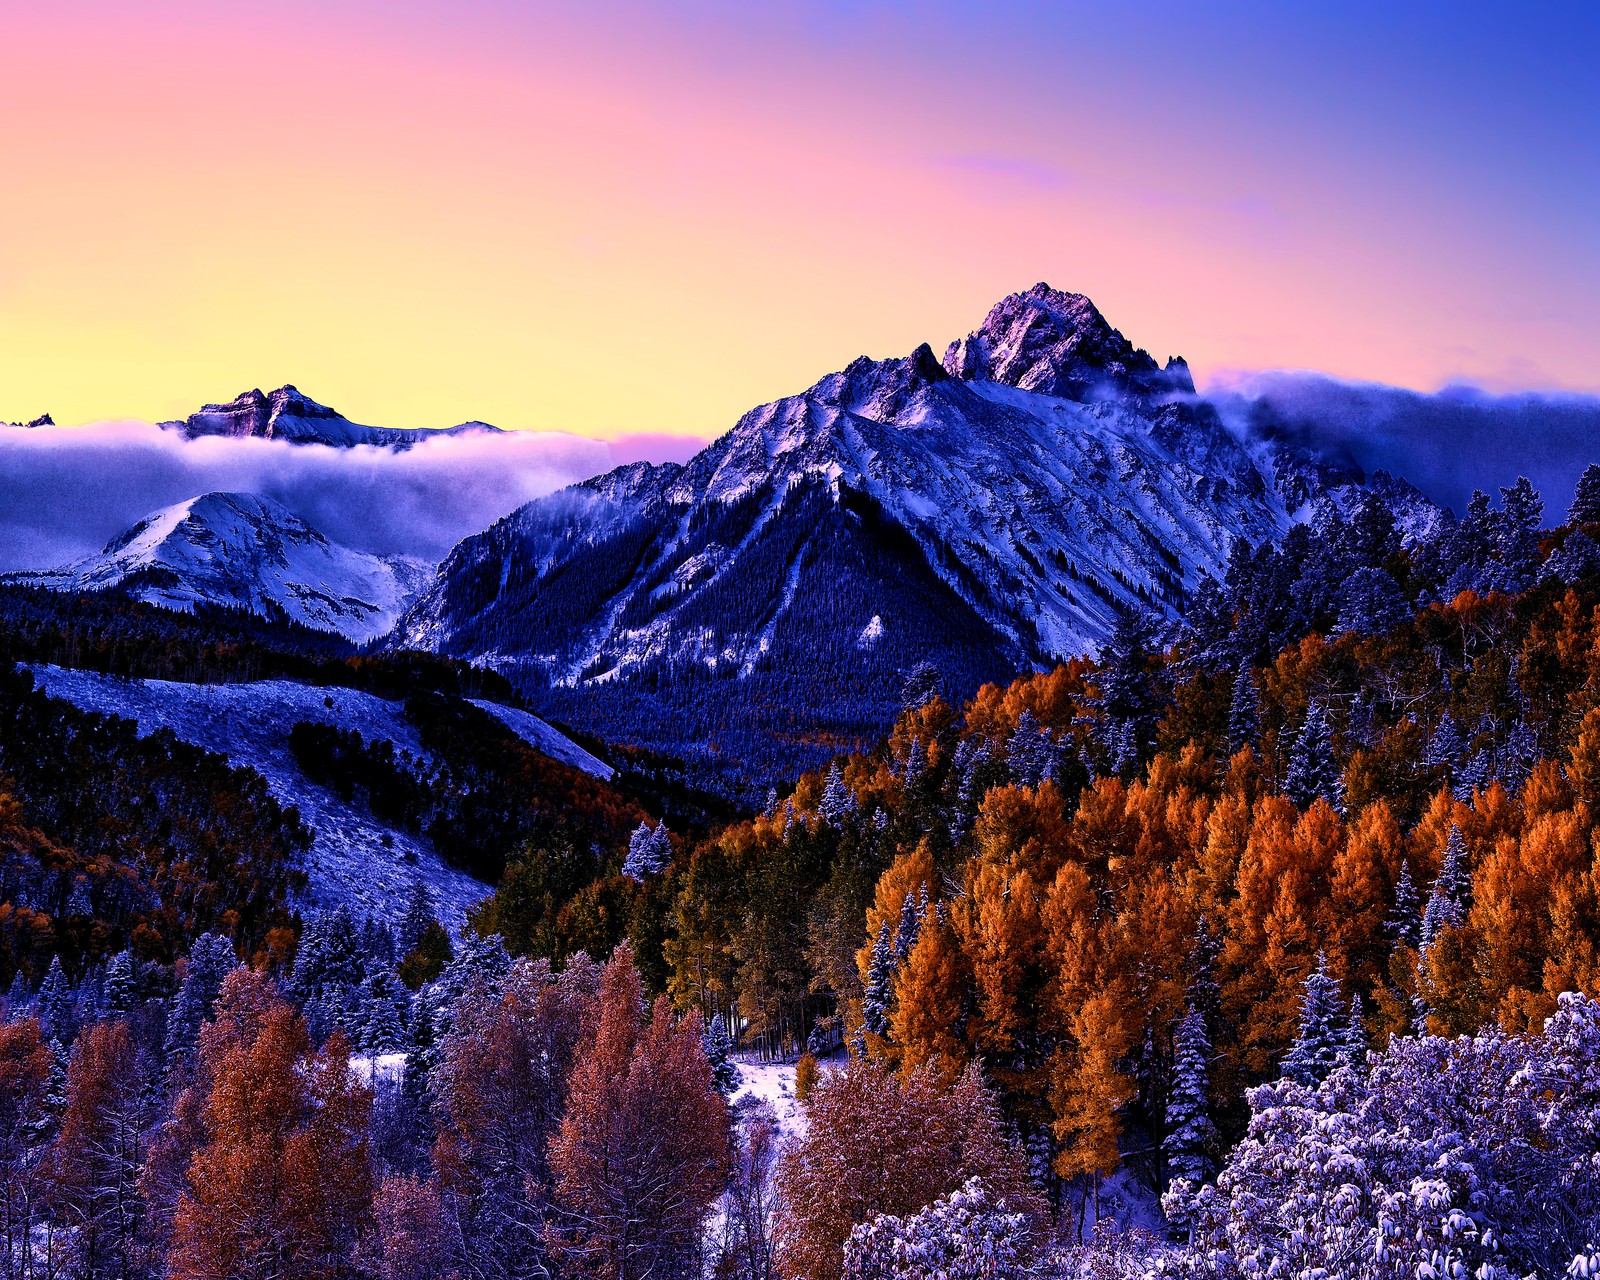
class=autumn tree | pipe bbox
[50,1019,150,1279]
[775,1059,1037,1280]
[548,944,730,1280]
[0,1019,52,1280]
[166,969,372,1280]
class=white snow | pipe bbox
[25,665,607,929]
[6,492,431,643]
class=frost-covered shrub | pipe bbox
[843,1178,1037,1280]
[1157,992,1600,1280]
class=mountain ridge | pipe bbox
[161,384,503,449]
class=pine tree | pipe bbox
[1421,826,1472,951]
[892,888,923,970]
[1285,702,1344,811]
[1494,476,1543,594]
[622,821,672,880]
[1337,992,1368,1072]
[396,880,435,961]
[164,933,237,1072]
[38,956,75,1043]
[1162,1005,1218,1188]
[5,970,29,1014]
[1571,463,1600,526]
[1386,860,1421,948]
[701,1014,741,1098]
[101,950,136,1015]
[1281,953,1342,1087]
[820,764,857,828]
[1226,662,1259,754]
[862,923,894,1040]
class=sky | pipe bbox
[2,0,1597,439]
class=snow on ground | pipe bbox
[731,1057,807,1142]
[25,665,600,930]
[349,1052,408,1088]
[469,699,613,779]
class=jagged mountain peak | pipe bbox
[944,282,1191,401]
[161,385,503,449]
[3,413,55,428]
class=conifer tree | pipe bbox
[892,888,923,970]
[1337,992,1368,1072]
[1226,662,1259,754]
[1285,702,1344,811]
[1421,827,1472,951]
[1162,1005,1218,1189]
[164,934,236,1074]
[1570,463,1600,526]
[820,764,857,828]
[862,923,894,1040]
[38,957,74,1044]
[622,821,672,880]
[1386,860,1422,949]
[701,1014,741,1098]
[396,880,435,961]
[4,970,29,1014]
[1281,953,1342,1087]
[100,950,136,1016]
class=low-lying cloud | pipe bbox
[0,422,708,574]
[1206,372,1600,518]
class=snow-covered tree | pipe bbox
[1006,711,1056,787]
[1281,952,1342,1087]
[1337,992,1368,1072]
[842,1177,1036,1280]
[862,922,895,1040]
[1163,1005,1218,1189]
[100,950,136,1015]
[1420,826,1472,951]
[1337,566,1408,635]
[622,821,672,880]
[1284,702,1343,811]
[820,764,858,828]
[37,956,74,1043]
[893,887,924,970]
[1570,463,1600,526]
[1226,662,1258,755]
[164,932,236,1070]
[701,1014,741,1097]
[1385,860,1421,949]
[396,879,435,959]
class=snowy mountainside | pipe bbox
[5,492,431,643]
[25,665,608,929]
[162,384,502,449]
[393,285,1425,772]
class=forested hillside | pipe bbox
[4,468,1600,1278]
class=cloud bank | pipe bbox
[1207,373,1600,518]
[0,422,707,574]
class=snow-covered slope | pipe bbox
[396,284,1417,682]
[162,384,501,449]
[5,492,432,643]
[25,666,609,928]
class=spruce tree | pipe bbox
[1281,952,1342,1087]
[396,880,435,960]
[4,970,29,1014]
[700,1015,741,1097]
[819,764,857,828]
[1226,662,1259,754]
[1285,702,1344,811]
[1162,1005,1218,1188]
[1386,861,1421,949]
[38,956,74,1043]
[164,933,236,1071]
[1421,826,1472,951]
[862,923,894,1039]
[1337,992,1368,1072]
[892,889,922,970]
[622,821,671,880]
[101,950,136,1015]
[1570,463,1600,526]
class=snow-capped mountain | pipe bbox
[392,283,1430,771]
[161,384,501,449]
[397,285,1409,669]
[7,492,431,643]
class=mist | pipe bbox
[0,421,707,574]
[1207,372,1600,519]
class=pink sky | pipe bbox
[2,0,1595,438]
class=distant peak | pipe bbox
[4,413,54,429]
[943,283,1184,403]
